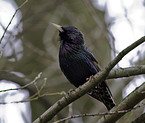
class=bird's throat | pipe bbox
[59,43,81,56]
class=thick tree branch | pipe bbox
[97,82,145,123]
[107,65,145,79]
[33,37,145,123]
[131,113,145,123]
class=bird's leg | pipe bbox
[86,75,94,81]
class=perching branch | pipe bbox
[33,36,145,123]
[97,82,145,123]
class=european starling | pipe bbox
[52,23,115,110]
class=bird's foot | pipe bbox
[67,89,75,95]
[86,75,94,81]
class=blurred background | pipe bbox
[0,0,145,123]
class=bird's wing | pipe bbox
[83,46,101,72]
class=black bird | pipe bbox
[52,23,115,110]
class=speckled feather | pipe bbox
[57,26,115,110]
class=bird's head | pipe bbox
[52,23,84,46]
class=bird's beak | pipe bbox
[51,23,63,32]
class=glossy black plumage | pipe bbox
[53,24,115,110]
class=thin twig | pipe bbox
[54,103,145,123]
[0,91,67,104]
[0,0,28,44]
[0,72,42,93]
[0,87,66,105]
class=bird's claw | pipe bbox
[86,75,94,81]
[67,89,74,95]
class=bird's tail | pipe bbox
[88,81,115,110]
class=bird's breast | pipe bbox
[59,49,97,87]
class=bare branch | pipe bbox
[33,36,145,123]
[0,72,42,93]
[97,82,145,123]
[0,0,28,44]
[0,90,66,105]
[107,65,145,79]
[0,71,52,109]
[54,103,145,123]
[131,113,145,123]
